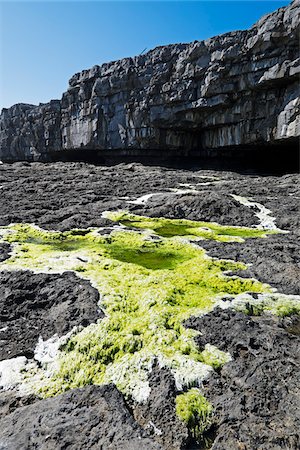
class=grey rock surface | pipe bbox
[0,162,299,296]
[0,392,37,420]
[0,245,10,263]
[200,233,300,295]
[0,270,102,360]
[133,365,189,449]
[185,308,300,450]
[0,384,162,449]
[0,161,299,448]
[0,1,299,161]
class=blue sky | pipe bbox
[0,1,289,109]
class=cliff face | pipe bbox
[0,0,299,162]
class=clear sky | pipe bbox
[0,0,289,109]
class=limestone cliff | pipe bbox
[0,0,299,161]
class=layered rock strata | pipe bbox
[0,0,299,161]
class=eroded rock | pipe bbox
[0,270,102,360]
[185,308,300,449]
[0,384,162,449]
[0,244,10,263]
[0,1,299,161]
[0,162,298,448]
[133,365,189,449]
[200,233,300,295]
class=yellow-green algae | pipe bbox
[104,210,276,241]
[0,214,274,406]
[176,388,213,440]
[227,293,300,317]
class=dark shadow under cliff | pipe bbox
[48,138,299,176]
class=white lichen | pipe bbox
[127,192,162,205]
[0,356,32,390]
[218,292,300,317]
[34,327,80,368]
[126,187,201,206]
[159,354,213,391]
[146,421,163,436]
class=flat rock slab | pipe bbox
[200,233,300,294]
[0,270,102,360]
[0,384,162,450]
[0,162,260,230]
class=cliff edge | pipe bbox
[0,0,299,162]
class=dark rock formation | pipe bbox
[135,190,259,227]
[0,244,10,263]
[0,161,299,448]
[0,1,299,162]
[200,233,300,295]
[0,162,299,295]
[133,365,189,449]
[0,384,162,449]
[0,392,37,420]
[185,308,300,450]
[0,270,102,360]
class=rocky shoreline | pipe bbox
[0,161,299,449]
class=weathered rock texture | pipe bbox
[0,271,102,361]
[0,162,299,295]
[185,308,300,450]
[0,1,299,161]
[133,365,189,449]
[0,162,299,448]
[0,385,162,449]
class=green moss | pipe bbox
[233,294,300,318]
[0,214,274,401]
[199,344,232,369]
[104,211,275,242]
[176,388,213,439]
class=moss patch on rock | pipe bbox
[224,293,300,318]
[104,210,275,241]
[0,215,274,402]
[176,388,213,440]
